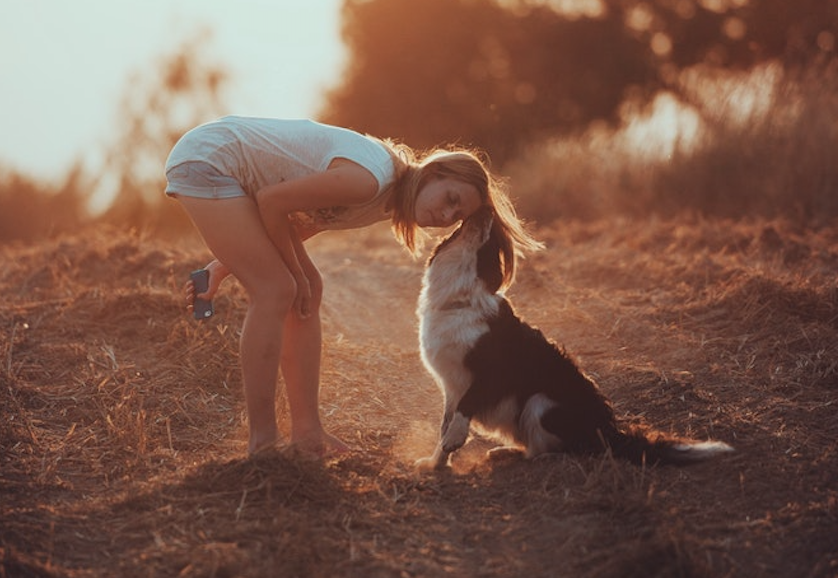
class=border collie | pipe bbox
[416,207,733,470]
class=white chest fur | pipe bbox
[417,255,500,399]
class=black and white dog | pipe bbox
[416,207,733,470]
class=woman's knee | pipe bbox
[247,273,297,316]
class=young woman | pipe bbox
[165,116,541,456]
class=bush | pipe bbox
[508,61,838,227]
[0,166,87,243]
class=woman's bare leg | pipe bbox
[279,247,349,454]
[281,309,324,445]
[175,195,294,453]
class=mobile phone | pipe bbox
[190,269,214,320]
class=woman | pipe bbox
[165,116,541,456]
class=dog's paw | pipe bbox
[414,456,436,471]
[487,446,526,463]
[414,456,447,472]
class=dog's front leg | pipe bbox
[440,410,470,457]
[416,406,471,471]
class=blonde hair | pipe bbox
[378,139,543,287]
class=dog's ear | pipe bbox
[476,221,504,294]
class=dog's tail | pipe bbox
[605,426,734,466]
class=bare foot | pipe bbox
[248,430,281,456]
[288,429,351,459]
[322,431,351,455]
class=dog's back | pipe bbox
[461,299,619,453]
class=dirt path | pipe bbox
[2,219,836,577]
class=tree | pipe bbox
[322,0,653,163]
[320,0,837,164]
[92,34,229,233]
[610,0,838,70]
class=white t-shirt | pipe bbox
[166,116,397,231]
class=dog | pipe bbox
[415,206,733,470]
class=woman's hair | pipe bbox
[378,138,543,288]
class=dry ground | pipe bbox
[1,217,836,577]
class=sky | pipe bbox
[0,0,345,180]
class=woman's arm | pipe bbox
[204,260,230,296]
[184,259,229,313]
[256,209,311,317]
[256,161,379,211]
[254,162,379,317]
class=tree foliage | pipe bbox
[321,0,838,164]
[93,35,229,232]
[0,37,230,242]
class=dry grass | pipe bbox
[2,218,837,577]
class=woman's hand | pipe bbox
[183,259,229,312]
[292,271,313,319]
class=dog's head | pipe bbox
[427,206,505,295]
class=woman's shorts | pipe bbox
[165,161,248,199]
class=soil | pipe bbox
[2,218,836,577]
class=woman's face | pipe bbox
[414,177,483,228]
